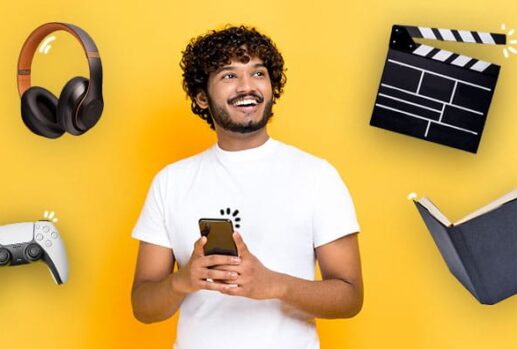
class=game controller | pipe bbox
[0,220,68,284]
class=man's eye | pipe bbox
[254,71,266,77]
[222,73,236,79]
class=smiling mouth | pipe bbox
[228,94,264,109]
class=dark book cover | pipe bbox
[413,189,517,304]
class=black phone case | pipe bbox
[198,218,238,256]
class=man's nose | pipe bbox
[236,74,253,93]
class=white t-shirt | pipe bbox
[132,138,360,349]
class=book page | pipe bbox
[417,197,451,227]
[455,188,517,225]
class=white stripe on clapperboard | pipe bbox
[419,27,436,39]
[412,44,492,73]
[438,29,455,41]
[479,32,495,44]
[471,60,491,71]
[433,50,453,62]
[451,55,471,67]
[413,44,434,56]
[458,30,476,43]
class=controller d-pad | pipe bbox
[0,248,10,265]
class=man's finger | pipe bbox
[233,231,249,256]
[200,280,227,292]
[210,265,240,273]
[220,284,243,296]
[202,268,239,281]
[200,254,241,268]
[193,236,207,257]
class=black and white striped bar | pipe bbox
[412,44,499,75]
[404,25,506,45]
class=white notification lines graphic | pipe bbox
[43,210,59,223]
[501,24,517,58]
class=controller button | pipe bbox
[0,248,10,265]
[51,232,58,239]
[43,226,50,233]
[26,244,43,260]
[36,233,44,241]
[45,240,52,247]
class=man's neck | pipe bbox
[215,127,269,151]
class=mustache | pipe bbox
[228,93,264,105]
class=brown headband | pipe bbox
[17,22,100,96]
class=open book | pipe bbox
[413,188,517,305]
[417,188,517,226]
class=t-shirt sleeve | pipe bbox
[131,169,172,248]
[312,160,360,248]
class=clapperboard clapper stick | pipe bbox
[412,188,517,304]
[370,25,506,153]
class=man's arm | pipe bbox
[131,241,183,323]
[217,232,363,319]
[131,238,242,324]
[277,233,363,318]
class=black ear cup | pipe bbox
[20,87,65,138]
[77,95,104,132]
[57,76,89,135]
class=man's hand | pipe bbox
[214,232,283,300]
[173,236,241,294]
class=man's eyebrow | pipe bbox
[213,66,236,74]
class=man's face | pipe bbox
[198,56,274,133]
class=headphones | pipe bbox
[17,23,103,138]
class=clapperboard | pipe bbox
[370,25,506,153]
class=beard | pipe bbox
[208,95,274,134]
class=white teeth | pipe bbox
[233,98,258,106]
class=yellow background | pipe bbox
[1,0,517,347]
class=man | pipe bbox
[131,25,363,349]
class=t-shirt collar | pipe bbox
[213,137,278,163]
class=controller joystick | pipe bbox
[0,248,10,265]
[26,243,43,260]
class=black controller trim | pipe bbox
[0,239,62,284]
[0,240,42,266]
[42,253,63,284]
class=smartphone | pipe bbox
[198,218,238,256]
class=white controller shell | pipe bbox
[0,221,68,284]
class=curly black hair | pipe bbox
[180,25,287,129]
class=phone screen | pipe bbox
[198,218,238,256]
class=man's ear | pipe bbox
[195,91,209,109]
